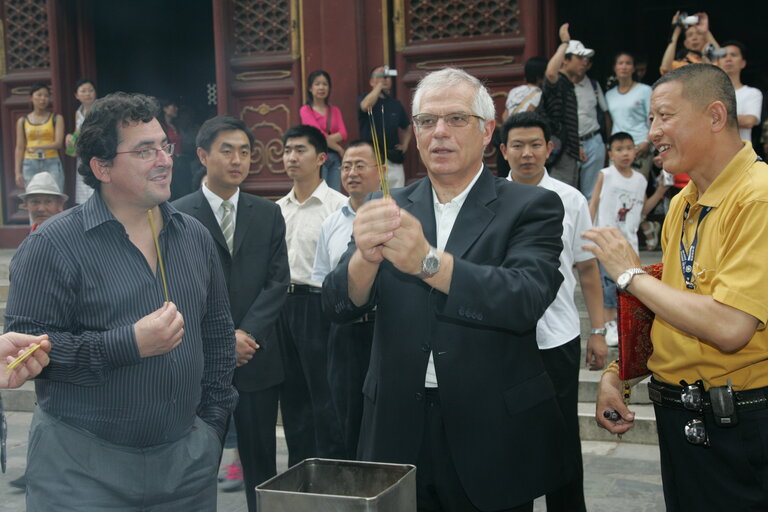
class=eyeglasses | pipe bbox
[115,143,175,161]
[412,112,484,129]
[680,380,710,447]
[341,163,378,173]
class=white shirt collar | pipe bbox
[506,167,550,188]
[431,164,485,209]
[286,179,333,206]
[202,182,240,214]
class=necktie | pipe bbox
[220,200,234,253]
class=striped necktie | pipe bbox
[220,200,234,253]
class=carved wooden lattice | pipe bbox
[408,0,519,43]
[5,0,50,70]
[233,0,291,54]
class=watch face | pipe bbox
[617,272,631,290]
[424,253,440,274]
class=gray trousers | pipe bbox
[26,408,220,512]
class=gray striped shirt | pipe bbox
[5,191,237,447]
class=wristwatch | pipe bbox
[616,267,647,292]
[590,328,607,336]
[418,246,441,279]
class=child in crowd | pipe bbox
[589,132,668,345]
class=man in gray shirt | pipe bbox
[5,93,237,511]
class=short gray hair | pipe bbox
[411,67,495,132]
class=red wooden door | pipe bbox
[392,0,553,179]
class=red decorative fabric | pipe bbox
[617,263,663,380]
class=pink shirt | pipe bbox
[299,104,348,142]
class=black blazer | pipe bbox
[323,169,574,510]
[173,190,289,392]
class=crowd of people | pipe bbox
[3,11,768,512]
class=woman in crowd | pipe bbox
[299,70,347,191]
[65,78,97,203]
[605,52,652,178]
[14,84,65,193]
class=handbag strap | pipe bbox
[325,105,333,135]
[511,88,540,114]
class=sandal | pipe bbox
[643,221,660,250]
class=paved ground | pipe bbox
[2,410,665,511]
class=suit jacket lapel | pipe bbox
[233,194,252,256]
[405,178,437,246]
[444,169,496,258]
[192,189,229,254]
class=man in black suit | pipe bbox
[322,68,574,511]
[173,116,289,511]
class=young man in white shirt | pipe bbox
[276,124,347,465]
[501,111,607,512]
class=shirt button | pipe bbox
[415,392,423,401]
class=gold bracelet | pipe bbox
[602,359,620,377]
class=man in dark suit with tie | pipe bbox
[173,116,289,511]
[322,68,574,511]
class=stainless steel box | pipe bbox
[255,458,416,511]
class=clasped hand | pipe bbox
[353,198,429,275]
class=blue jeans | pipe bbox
[599,263,617,309]
[578,133,605,201]
[322,151,341,191]
[23,157,64,193]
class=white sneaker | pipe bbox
[605,320,619,347]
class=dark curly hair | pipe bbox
[76,92,160,189]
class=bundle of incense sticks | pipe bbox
[5,342,43,374]
[147,209,170,303]
[367,107,390,198]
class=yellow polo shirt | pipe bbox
[649,142,768,390]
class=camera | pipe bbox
[374,66,398,78]
[703,44,727,62]
[675,12,699,28]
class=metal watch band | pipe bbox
[590,328,607,336]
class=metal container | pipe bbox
[255,458,416,511]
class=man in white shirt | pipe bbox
[718,41,763,144]
[312,140,381,458]
[276,125,347,465]
[322,67,572,511]
[501,111,607,512]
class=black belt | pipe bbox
[287,284,322,295]
[648,379,768,413]
[352,311,376,323]
[579,129,601,142]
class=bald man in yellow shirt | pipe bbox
[585,63,768,511]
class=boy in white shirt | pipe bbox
[590,132,667,344]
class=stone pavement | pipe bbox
[1,410,665,511]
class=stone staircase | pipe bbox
[0,248,663,443]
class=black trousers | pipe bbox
[327,320,374,460]
[539,336,586,512]
[655,402,768,511]
[416,389,533,512]
[233,385,280,512]
[277,293,345,466]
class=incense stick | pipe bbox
[147,209,170,303]
[367,109,390,198]
[5,343,42,374]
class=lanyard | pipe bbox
[679,203,712,289]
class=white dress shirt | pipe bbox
[425,165,484,387]
[312,199,356,284]
[277,180,347,286]
[201,183,240,233]
[508,169,595,349]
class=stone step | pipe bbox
[578,402,658,445]
[578,370,651,405]
[0,381,37,412]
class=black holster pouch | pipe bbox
[710,381,739,427]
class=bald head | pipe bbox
[653,63,738,130]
